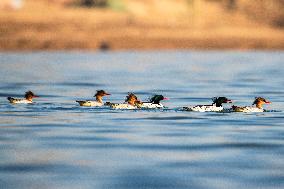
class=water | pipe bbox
[0,51,283,189]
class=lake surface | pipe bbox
[0,51,283,189]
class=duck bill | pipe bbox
[265,101,271,104]
[105,93,111,96]
[163,97,170,100]
[33,95,39,98]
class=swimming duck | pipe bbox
[231,97,271,112]
[76,90,110,107]
[139,95,169,109]
[183,97,232,112]
[7,91,39,104]
[109,93,142,109]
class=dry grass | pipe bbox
[0,0,284,51]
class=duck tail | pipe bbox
[231,105,237,110]
[76,101,84,106]
[182,107,192,111]
[7,97,13,102]
[104,102,113,106]
[104,101,110,105]
[105,102,118,107]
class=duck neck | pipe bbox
[128,99,135,106]
[256,103,262,109]
[153,100,160,104]
[128,101,134,106]
[213,102,222,107]
[96,95,103,104]
[26,97,33,102]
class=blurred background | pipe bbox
[0,0,284,51]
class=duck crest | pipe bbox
[25,91,35,100]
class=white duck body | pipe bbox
[76,100,103,107]
[187,105,223,112]
[7,98,32,104]
[139,102,164,109]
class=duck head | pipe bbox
[212,97,232,107]
[25,91,39,101]
[125,93,141,106]
[253,97,271,109]
[149,95,169,104]
[94,90,111,103]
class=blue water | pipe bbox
[0,51,283,189]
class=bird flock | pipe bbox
[7,90,272,113]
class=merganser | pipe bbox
[109,93,142,109]
[139,95,169,109]
[183,97,232,112]
[231,97,271,112]
[7,91,39,104]
[76,90,110,107]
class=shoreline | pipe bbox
[1,49,284,53]
[1,39,284,51]
[1,1,284,51]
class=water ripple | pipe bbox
[0,51,284,189]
